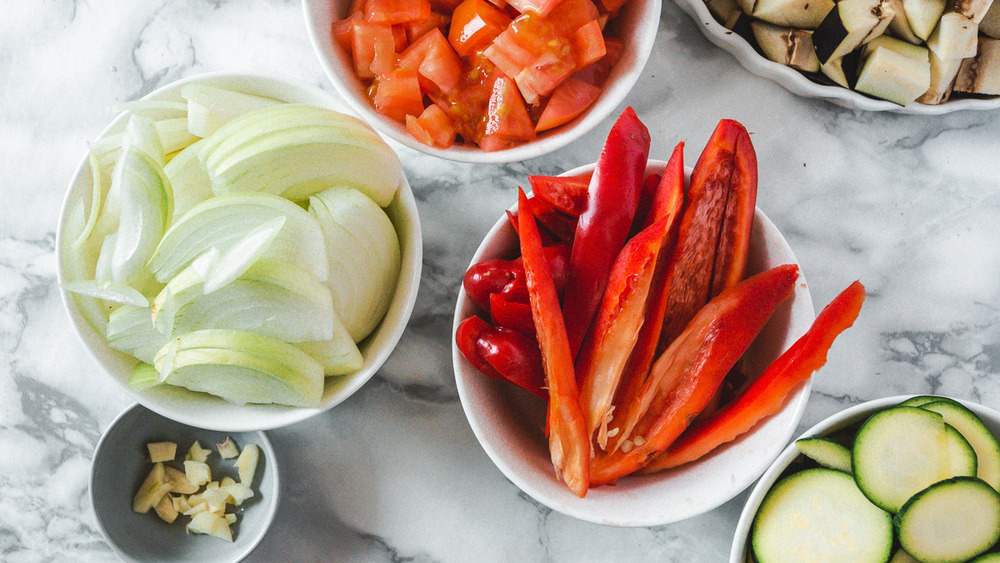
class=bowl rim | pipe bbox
[452,159,814,526]
[301,0,662,163]
[56,71,423,432]
[728,394,1000,562]
[88,402,281,563]
[672,0,1000,114]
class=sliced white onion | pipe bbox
[309,186,400,343]
[181,83,281,138]
[148,192,327,283]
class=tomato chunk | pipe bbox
[482,74,536,149]
[365,0,431,25]
[535,77,600,132]
[418,103,458,147]
[572,20,606,69]
[373,69,425,122]
[351,20,396,79]
[399,28,463,95]
[406,11,451,43]
[505,0,567,16]
[449,0,512,56]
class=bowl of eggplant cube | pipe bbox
[731,394,1000,562]
[675,0,1000,112]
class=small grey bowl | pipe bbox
[90,404,280,562]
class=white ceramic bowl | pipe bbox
[730,394,1000,562]
[452,160,816,526]
[302,0,661,163]
[91,403,280,562]
[674,0,1000,114]
[56,72,422,432]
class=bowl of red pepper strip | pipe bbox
[303,0,660,163]
[452,147,823,526]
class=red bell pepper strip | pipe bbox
[455,316,547,399]
[526,196,577,243]
[657,120,757,354]
[629,172,663,237]
[576,216,672,449]
[529,173,592,217]
[489,293,536,338]
[562,107,650,357]
[518,188,590,497]
[591,264,799,486]
[639,280,866,473]
[607,144,685,451]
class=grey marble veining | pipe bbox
[3,0,1000,561]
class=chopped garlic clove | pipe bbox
[147,442,177,463]
[184,460,211,487]
[132,463,171,513]
[164,465,199,494]
[235,444,259,485]
[186,441,211,463]
[217,436,240,459]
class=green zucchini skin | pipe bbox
[896,476,1000,563]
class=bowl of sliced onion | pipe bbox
[303,0,661,162]
[56,72,422,431]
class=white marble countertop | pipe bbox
[3,1,1000,561]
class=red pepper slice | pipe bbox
[455,315,547,399]
[463,244,571,311]
[489,293,536,338]
[518,188,590,497]
[629,172,663,237]
[529,172,592,217]
[657,120,757,354]
[575,215,673,449]
[639,280,866,473]
[591,264,799,486]
[562,107,650,357]
[608,144,686,448]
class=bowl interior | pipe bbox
[673,0,1000,114]
[729,395,1000,562]
[56,72,423,431]
[302,0,662,163]
[452,160,815,526]
[90,404,279,563]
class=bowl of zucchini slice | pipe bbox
[676,0,1000,112]
[732,394,1000,562]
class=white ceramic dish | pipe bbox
[674,0,1000,114]
[56,72,423,432]
[90,403,280,563]
[302,0,661,163]
[729,394,1000,562]
[452,160,815,526]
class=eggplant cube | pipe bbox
[954,37,1000,94]
[855,42,932,104]
[752,21,823,71]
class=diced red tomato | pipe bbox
[365,0,431,25]
[449,0,512,56]
[535,77,600,132]
[391,24,409,51]
[600,0,629,11]
[483,75,535,141]
[405,115,436,146]
[572,36,622,85]
[417,104,458,147]
[399,28,463,95]
[572,20,606,69]
[406,11,451,43]
[505,0,567,16]
[351,20,396,79]
[373,69,425,122]
[431,0,465,10]
[548,0,600,35]
[332,13,361,52]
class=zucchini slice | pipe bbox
[853,406,977,512]
[971,554,1000,562]
[896,477,1000,563]
[897,395,964,408]
[920,400,1000,491]
[795,437,853,473]
[752,468,893,563]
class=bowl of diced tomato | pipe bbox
[303,0,660,162]
[450,109,867,526]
